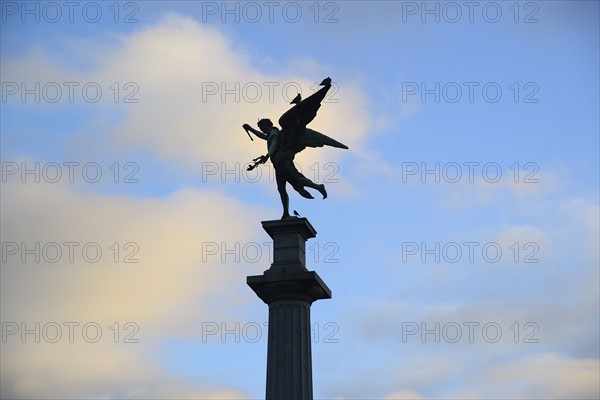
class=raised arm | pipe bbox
[243,124,268,140]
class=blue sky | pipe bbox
[1,1,599,399]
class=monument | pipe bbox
[244,77,346,399]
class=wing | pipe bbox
[278,84,331,143]
[297,128,349,152]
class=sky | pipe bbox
[0,1,599,399]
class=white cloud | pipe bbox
[478,353,600,399]
[383,389,423,399]
[0,14,378,397]
[0,180,263,398]
[2,14,370,177]
[343,183,598,397]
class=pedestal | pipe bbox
[247,217,331,400]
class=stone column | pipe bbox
[247,218,331,400]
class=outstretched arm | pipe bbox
[243,124,268,140]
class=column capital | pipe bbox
[247,270,332,305]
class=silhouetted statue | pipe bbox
[243,77,348,219]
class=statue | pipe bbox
[243,77,348,219]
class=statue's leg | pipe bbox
[292,184,314,199]
[286,163,314,199]
[276,169,290,219]
[305,182,327,199]
[290,175,314,199]
[295,172,328,199]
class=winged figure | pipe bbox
[243,77,348,219]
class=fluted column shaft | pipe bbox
[266,299,313,400]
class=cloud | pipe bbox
[2,14,370,176]
[0,13,379,398]
[383,389,423,400]
[2,8,598,400]
[0,179,263,398]
[478,353,599,399]
[340,185,598,398]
